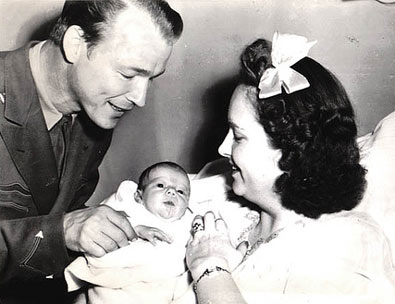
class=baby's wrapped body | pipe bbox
[65,180,194,304]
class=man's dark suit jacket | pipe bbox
[0,43,113,303]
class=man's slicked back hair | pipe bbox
[49,0,183,50]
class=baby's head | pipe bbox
[134,162,191,221]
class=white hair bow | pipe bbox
[258,32,317,99]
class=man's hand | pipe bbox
[134,225,173,246]
[63,205,136,257]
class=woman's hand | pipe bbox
[186,212,245,281]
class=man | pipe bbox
[0,0,183,302]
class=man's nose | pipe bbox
[218,129,232,158]
[165,187,176,197]
[125,77,150,107]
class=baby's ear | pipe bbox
[134,190,143,203]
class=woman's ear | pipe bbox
[273,149,283,168]
[134,190,143,204]
[62,25,86,63]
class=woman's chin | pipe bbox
[231,180,245,197]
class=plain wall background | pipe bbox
[1,0,394,205]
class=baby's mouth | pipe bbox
[163,200,175,206]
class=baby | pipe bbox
[129,161,192,244]
[135,161,191,219]
[65,161,194,304]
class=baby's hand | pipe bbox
[134,225,173,246]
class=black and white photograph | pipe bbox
[0,0,395,303]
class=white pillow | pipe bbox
[190,165,260,246]
[356,111,395,262]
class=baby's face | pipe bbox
[139,167,190,221]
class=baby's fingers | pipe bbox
[146,234,157,246]
[151,229,173,244]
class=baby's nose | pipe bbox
[165,187,176,197]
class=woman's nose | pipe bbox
[218,130,232,158]
[125,77,150,107]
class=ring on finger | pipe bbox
[192,222,204,234]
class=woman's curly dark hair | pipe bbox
[239,38,366,219]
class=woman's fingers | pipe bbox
[215,217,227,232]
[203,212,216,232]
[190,212,229,248]
[191,215,204,235]
[190,215,204,245]
[236,241,249,256]
[191,212,228,237]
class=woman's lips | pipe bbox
[229,160,239,172]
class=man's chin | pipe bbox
[91,117,120,130]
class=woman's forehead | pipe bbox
[228,85,259,125]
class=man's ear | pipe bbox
[62,25,86,63]
[134,190,143,204]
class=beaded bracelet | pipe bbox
[193,266,230,292]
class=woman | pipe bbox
[180,33,395,303]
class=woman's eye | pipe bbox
[233,135,244,143]
[232,130,243,143]
[157,183,164,188]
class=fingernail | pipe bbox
[237,240,249,249]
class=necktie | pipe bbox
[49,115,72,177]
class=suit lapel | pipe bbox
[1,44,59,215]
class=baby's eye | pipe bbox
[157,183,164,188]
